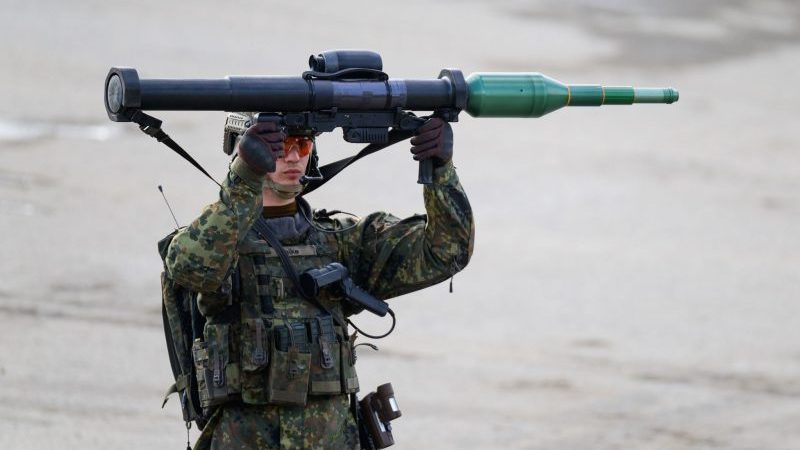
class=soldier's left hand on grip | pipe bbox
[237,122,286,176]
[410,118,453,167]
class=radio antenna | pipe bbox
[158,185,181,229]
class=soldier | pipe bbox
[163,117,474,449]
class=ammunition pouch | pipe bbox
[342,332,360,393]
[194,315,359,408]
[309,317,342,395]
[266,322,311,405]
[193,324,240,409]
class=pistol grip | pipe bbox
[417,159,434,185]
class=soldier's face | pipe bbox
[269,144,310,185]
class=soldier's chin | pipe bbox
[282,174,303,184]
[265,174,297,184]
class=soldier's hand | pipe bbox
[410,117,453,167]
[237,122,286,175]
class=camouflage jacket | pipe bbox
[164,157,475,303]
[165,157,473,448]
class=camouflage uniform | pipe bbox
[165,157,474,449]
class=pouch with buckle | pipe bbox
[309,315,342,395]
[192,323,238,408]
[341,332,360,394]
[240,318,270,403]
[266,320,311,406]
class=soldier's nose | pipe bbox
[284,146,301,162]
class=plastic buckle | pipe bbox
[271,278,285,299]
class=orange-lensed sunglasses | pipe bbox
[282,136,314,158]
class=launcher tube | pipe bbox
[105,67,678,123]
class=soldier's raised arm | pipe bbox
[336,118,475,300]
[164,122,284,292]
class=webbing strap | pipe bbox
[302,129,415,195]
[127,110,221,187]
[126,109,413,194]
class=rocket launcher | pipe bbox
[104,50,678,187]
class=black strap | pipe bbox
[127,110,221,187]
[127,109,413,194]
[302,129,414,195]
[302,68,388,81]
[251,217,345,328]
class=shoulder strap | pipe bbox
[127,110,222,187]
[302,129,414,195]
[126,109,413,194]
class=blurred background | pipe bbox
[1,1,799,449]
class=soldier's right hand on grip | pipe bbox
[237,122,285,176]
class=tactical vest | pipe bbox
[191,221,359,409]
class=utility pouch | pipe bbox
[239,318,271,403]
[309,316,342,395]
[359,383,402,449]
[241,318,270,372]
[266,322,311,406]
[192,324,238,408]
[341,332,360,393]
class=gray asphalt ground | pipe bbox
[1,1,799,449]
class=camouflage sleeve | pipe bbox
[164,158,264,292]
[337,160,475,300]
